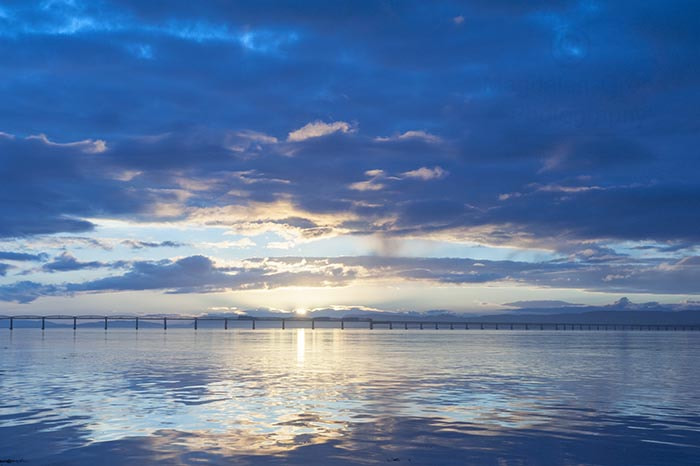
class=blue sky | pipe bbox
[0,0,699,315]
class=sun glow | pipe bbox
[295,308,308,316]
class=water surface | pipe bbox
[1,329,699,465]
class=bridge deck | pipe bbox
[1,315,698,331]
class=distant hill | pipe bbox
[2,297,700,328]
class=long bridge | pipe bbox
[1,315,699,331]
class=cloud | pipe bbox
[376,130,442,144]
[199,238,256,249]
[42,252,109,273]
[401,166,448,180]
[0,133,170,238]
[503,300,584,309]
[65,255,355,296]
[0,281,58,304]
[287,121,354,142]
[0,251,48,262]
[26,133,107,154]
[2,253,700,303]
[348,180,385,191]
[122,240,184,249]
[0,1,699,304]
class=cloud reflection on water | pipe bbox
[1,330,699,464]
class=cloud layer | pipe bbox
[0,1,698,307]
[2,254,699,303]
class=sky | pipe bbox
[0,0,699,316]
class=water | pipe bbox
[1,329,699,465]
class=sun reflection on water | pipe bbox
[1,330,700,463]
[296,328,305,365]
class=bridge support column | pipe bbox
[42,317,45,330]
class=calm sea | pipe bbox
[1,329,699,465]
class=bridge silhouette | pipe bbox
[2,315,699,332]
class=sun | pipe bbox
[295,308,308,316]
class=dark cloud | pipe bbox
[0,134,176,238]
[42,252,109,273]
[1,254,699,303]
[504,300,583,309]
[66,255,354,295]
[0,1,698,298]
[0,251,47,261]
[0,281,58,304]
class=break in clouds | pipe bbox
[0,1,699,309]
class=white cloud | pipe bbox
[200,238,256,249]
[233,129,278,144]
[349,180,385,191]
[375,130,442,144]
[27,133,107,153]
[266,240,295,249]
[287,120,354,142]
[401,166,448,180]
